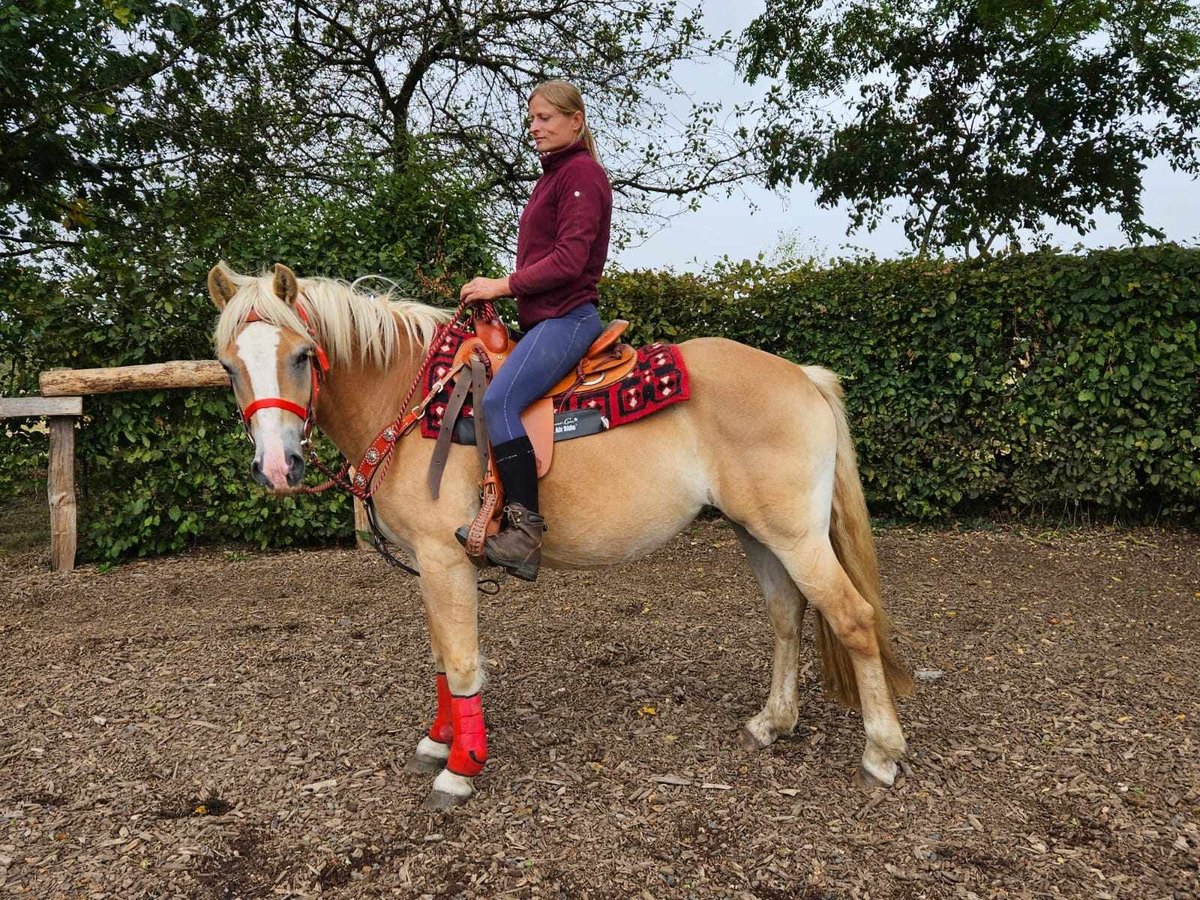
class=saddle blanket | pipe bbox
[419,326,691,443]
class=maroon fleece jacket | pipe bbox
[508,140,612,329]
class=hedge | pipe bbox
[600,246,1198,521]
[0,162,495,560]
[2,245,1196,561]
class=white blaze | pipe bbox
[236,323,293,486]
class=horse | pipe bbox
[208,262,912,809]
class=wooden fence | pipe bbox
[3,361,368,571]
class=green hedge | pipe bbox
[3,244,1196,562]
[600,246,1199,522]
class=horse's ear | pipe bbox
[273,263,299,307]
[207,263,237,310]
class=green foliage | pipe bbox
[0,160,493,560]
[739,0,1200,257]
[4,243,1195,561]
[602,246,1199,522]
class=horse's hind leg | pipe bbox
[772,537,907,786]
[731,524,810,750]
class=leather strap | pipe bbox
[459,353,496,566]
[465,458,501,561]
[427,368,474,500]
[469,355,489,474]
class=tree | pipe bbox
[3,1,759,261]
[0,1,286,258]
[273,0,756,245]
[739,0,1200,257]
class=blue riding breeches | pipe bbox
[482,303,605,445]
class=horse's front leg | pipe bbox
[406,654,454,774]
[411,543,488,809]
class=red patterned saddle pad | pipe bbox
[419,327,690,441]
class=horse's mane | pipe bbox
[212,266,453,367]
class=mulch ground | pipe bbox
[1,522,1198,899]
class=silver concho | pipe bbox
[383,427,396,442]
[365,448,380,464]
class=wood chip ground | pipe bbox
[1,522,1198,898]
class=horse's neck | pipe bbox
[314,346,424,461]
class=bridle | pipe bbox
[236,303,329,445]
[231,294,491,501]
[228,294,500,590]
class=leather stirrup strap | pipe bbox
[469,355,489,474]
[463,354,497,565]
[427,367,474,500]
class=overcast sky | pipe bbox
[613,2,1200,272]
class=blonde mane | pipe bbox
[212,266,453,367]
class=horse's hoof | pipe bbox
[406,753,446,774]
[854,764,892,792]
[738,725,769,751]
[422,789,469,811]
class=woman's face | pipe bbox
[528,94,583,154]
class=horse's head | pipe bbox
[209,262,328,493]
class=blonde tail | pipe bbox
[802,366,913,709]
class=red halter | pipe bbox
[238,304,330,439]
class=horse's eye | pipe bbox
[294,351,312,368]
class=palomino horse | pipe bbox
[209,262,912,808]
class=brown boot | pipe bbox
[484,503,546,582]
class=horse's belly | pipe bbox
[537,410,708,570]
[540,504,702,570]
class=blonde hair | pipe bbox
[529,80,600,163]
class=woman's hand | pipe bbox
[459,276,511,303]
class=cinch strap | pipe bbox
[428,672,454,746]
[447,692,488,777]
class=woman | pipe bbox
[458,80,612,581]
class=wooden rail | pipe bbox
[6,360,368,573]
[40,360,227,396]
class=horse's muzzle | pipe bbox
[252,450,305,490]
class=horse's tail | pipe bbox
[801,366,913,709]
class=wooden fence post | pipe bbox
[2,397,83,572]
[47,416,77,572]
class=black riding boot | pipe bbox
[455,436,546,581]
[484,436,545,580]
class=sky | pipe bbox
[613,2,1200,272]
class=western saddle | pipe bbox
[427,307,637,562]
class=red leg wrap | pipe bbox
[428,673,454,745]
[446,692,488,777]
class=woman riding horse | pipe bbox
[209,92,911,810]
[458,80,611,582]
